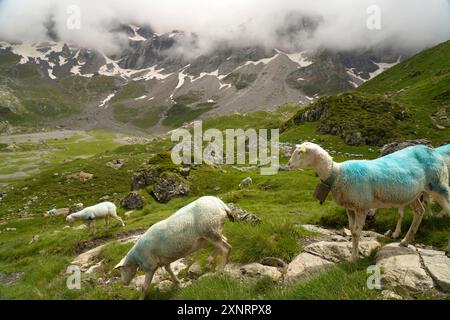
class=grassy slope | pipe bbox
[0,108,448,299]
[285,41,450,146]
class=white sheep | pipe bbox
[239,177,253,189]
[114,196,233,300]
[66,201,125,234]
[288,142,450,261]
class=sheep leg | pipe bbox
[165,265,181,285]
[428,185,450,218]
[105,216,110,227]
[346,209,356,231]
[350,210,367,262]
[206,235,232,271]
[392,206,405,239]
[446,238,450,258]
[206,248,221,268]
[139,268,156,300]
[91,220,96,235]
[400,198,424,247]
[423,193,433,218]
[110,213,125,227]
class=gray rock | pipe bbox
[381,290,403,300]
[120,192,144,209]
[376,243,434,291]
[380,139,433,157]
[227,203,261,224]
[0,272,24,286]
[188,261,202,279]
[304,240,381,263]
[151,173,190,203]
[285,252,332,282]
[301,224,336,236]
[224,263,282,282]
[417,248,450,293]
[106,159,125,170]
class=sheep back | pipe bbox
[333,145,448,209]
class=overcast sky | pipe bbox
[0,0,449,55]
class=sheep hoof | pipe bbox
[399,240,409,247]
[392,232,401,239]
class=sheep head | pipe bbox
[114,257,138,285]
[66,214,75,225]
[288,142,319,169]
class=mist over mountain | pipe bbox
[0,0,449,56]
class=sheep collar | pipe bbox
[313,163,338,205]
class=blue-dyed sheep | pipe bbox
[66,201,125,234]
[391,144,450,237]
[114,196,233,300]
[288,142,450,261]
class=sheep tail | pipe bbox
[224,204,235,222]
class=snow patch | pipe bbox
[98,93,116,108]
[135,95,147,100]
[369,57,401,79]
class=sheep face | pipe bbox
[114,258,138,285]
[66,215,75,225]
[288,143,314,169]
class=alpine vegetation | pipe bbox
[114,196,233,300]
[288,142,450,261]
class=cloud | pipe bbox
[0,0,449,56]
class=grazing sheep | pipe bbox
[288,142,450,261]
[239,177,253,189]
[66,201,125,234]
[114,196,233,300]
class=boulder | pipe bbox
[151,173,190,203]
[417,248,450,293]
[0,272,24,287]
[106,159,125,170]
[45,207,69,217]
[285,252,333,282]
[120,192,144,210]
[131,166,162,191]
[188,261,202,279]
[66,171,93,182]
[304,240,381,263]
[380,139,433,157]
[301,224,336,236]
[224,263,282,282]
[69,203,84,214]
[376,243,434,291]
[227,203,261,224]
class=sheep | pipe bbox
[288,142,450,261]
[389,143,450,238]
[239,177,253,189]
[114,196,233,300]
[66,201,125,234]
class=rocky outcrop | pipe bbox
[380,139,433,156]
[376,243,434,291]
[285,252,332,282]
[418,248,450,293]
[66,171,94,182]
[227,203,261,224]
[106,159,125,170]
[151,172,190,203]
[304,240,381,263]
[120,192,144,209]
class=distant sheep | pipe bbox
[66,201,125,234]
[288,142,450,261]
[114,196,233,300]
[239,177,253,189]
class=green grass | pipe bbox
[162,104,213,128]
[111,82,146,103]
[112,104,162,128]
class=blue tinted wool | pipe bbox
[334,145,448,209]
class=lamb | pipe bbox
[239,177,253,189]
[114,196,233,300]
[288,142,450,261]
[66,201,125,234]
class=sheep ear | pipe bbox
[114,257,127,270]
[300,145,307,153]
